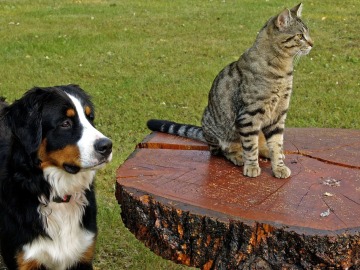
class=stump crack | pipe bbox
[285,148,360,170]
[297,183,316,209]
[321,197,348,227]
[341,193,360,206]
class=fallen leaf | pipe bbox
[320,209,331,217]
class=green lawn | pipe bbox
[0,0,359,269]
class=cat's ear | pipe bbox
[290,3,303,17]
[275,9,292,31]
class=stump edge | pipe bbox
[116,185,360,269]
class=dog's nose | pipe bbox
[94,138,112,157]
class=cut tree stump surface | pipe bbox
[116,128,360,269]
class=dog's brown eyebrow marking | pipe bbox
[66,108,76,117]
[85,106,92,116]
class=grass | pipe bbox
[0,0,358,269]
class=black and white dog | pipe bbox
[0,85,112,270]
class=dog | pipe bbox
[0,85,112,270]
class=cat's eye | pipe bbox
[297,34,305,40]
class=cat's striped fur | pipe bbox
[147,3,313,178]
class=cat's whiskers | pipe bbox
[293,51,303,66]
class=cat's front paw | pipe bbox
[243,164,261,177]
[273,166,291,178]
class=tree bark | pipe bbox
[118,187,359,269]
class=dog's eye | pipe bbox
[60,119,73,129]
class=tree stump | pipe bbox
[115,128,360,269]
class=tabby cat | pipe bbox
[147,3,313,178]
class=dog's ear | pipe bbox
[5,87,47,158]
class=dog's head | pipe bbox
[5,84,112,174]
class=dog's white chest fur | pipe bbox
[23,195,94,270]
[22,169,96,270]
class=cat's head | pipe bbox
[262,3,313,58]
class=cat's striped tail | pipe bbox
[147,119,206,143]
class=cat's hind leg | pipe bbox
[219,141,244,166]
[204,130,244,165]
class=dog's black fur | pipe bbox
[0,85,112,270]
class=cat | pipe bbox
[147,3,313,178]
